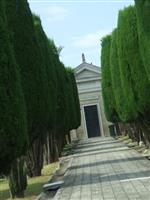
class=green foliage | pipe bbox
[117,7,138,122]
[33,15,57,129]
[135,0,150,80]
[71,70,81,129]
[101,35,119,122]
[110,6,150,122]
[66,68,81,130]
[56,61,70,132]
[110,29,124,122]
[65,70,76,131]
[0,0,27,174]
[1,0,80,178]
[61,144,73,156]
[118,6,150,118]
[5,0,48,142]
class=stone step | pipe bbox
[43,181,64,191]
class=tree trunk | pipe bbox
[8,157,27,199]
[115,123,121,136]
[132,122,140,144]
[50,132,54,163]
[49,131,59,163]
[67,132,71,143]
[26,136,44,177]
[56,131,67,156]
[140,120,150,148]
[118,123,127,136]
[65,134,69,144]
[127,123,137,141]
[47,133,50,164]
[43,133,51,165]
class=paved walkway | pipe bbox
[54,137,150,200]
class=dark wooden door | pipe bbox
[84,105,101,138]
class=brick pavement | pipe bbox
[53,137,150,200]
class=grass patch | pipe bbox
[116,135,130,142]
[61,144,74,156]
[123,138,132,144]
[0,162,59,200]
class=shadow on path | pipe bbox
[77,137,115,147]
[70,156,146,170]
[76,140,122,150]
[74,144,126,154]
[63,170,150,188]
[74,147,131,158]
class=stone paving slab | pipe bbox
[53,137,150,200]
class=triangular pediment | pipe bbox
[76,68,100,80]
[74,62,101,80]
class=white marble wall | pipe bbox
[74,64,110,139]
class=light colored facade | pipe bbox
[73,54,110,140]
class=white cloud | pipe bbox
[59,30,111,67]
[32,6,69,22]
[46,6,69,21]
[71,30,111,48]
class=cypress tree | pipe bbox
[110,8,150,141]
[66,68,81,130]
[33,15,57,128]
[65,69,76,131]
[55,61,70,154]
[25,15,58,177]
[121,5,150,144]
[33,38,68,163]
[69,68,81,129]
[118,6,150,117]
[5,0,49,196]
[48,40,66,132]
[134,0,150,80]
[101,35,119,122]
[5,0,48,143]
[0,0,27,175]
[110,29,124,122]
[117,8,138,122]
[56,65,81,148]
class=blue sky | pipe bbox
[29,0,134,68]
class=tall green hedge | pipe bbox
[33,15,57,129]
[56,61,70,132]
[5,0,48,143]
[24,16,58,177]
[119,6,150,118]
[0,0,27,174]
[134,0,150,80]
[117,7,138,122]
[69,69,81,129]
[66,68,81,130]
[110,29,123,122]
[101,35,119,122]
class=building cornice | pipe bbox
[78,88,101,94]
[76,66,101,75]
[80,96,99,101]
[74,62,100,74]
[76,76,101,83]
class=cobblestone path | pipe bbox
[54,137,150,200]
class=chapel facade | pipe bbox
[71,54,110,140]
